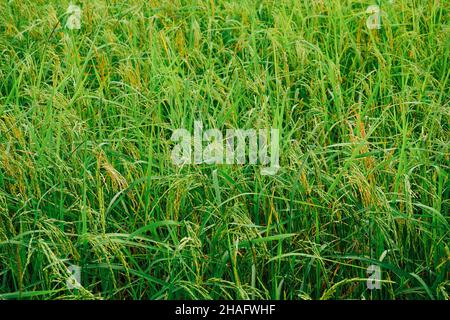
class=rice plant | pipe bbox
[0,0,448,300]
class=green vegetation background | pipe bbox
[0,0,448,299]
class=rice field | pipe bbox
[0,0,449,300]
